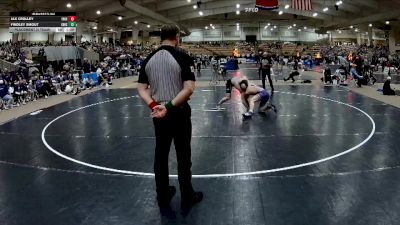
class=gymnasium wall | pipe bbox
[330,31,358,39]
[182,28,327,42]
[54,33,65,42]
[389,28,400,53]
[19,32,48,42]
[81,33,95,42]
[0,28,12,42]
[329,29,386,41]
[0,31,97,43]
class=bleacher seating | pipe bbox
[281,44,296,55]
[181,44,213,56]
[181,42,254,57]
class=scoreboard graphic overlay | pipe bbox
[9,12,77,33]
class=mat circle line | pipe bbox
[41,92,376,178]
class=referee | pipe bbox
[137,25,203,209]
[260,52,274,91]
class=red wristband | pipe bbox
[148,101,158,110]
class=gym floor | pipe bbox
[0,68,399,225]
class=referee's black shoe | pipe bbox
[157,186,176,208]
[181,192,203,208]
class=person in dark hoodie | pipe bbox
[383,76,396,96]
[82,58,91,73]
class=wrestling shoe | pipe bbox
[243,111,254,118]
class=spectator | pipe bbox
[383,76,396,96]
[82,58,91,73]
[46,64,54,76]
[284,70,300,83]
[35,76,50,98]
[12,80,23,106]
[0,79,14,109]
[350,63,364,87]
[19,79,28,104]
[27,80,38,101]
[64,81,74,94]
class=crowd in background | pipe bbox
[79,41,157,58]
[0,40,156,64]
[0,56,144,110]
[1,40,399,111]
[0,42,25,63]
[319,44,398,68]
[0,40,150,110]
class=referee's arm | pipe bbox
[137,64,153,107]
[171,80,195,106]
[171,54,196,107]
[138,80,195,110]
[137,83,153,106]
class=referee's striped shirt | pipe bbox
[138,45,195,103]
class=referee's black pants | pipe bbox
[152,103,194,204]
[261,69,274,90]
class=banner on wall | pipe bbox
[81,72,99,85]
[256,0,279,10]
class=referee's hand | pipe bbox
[151,105,167,118]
